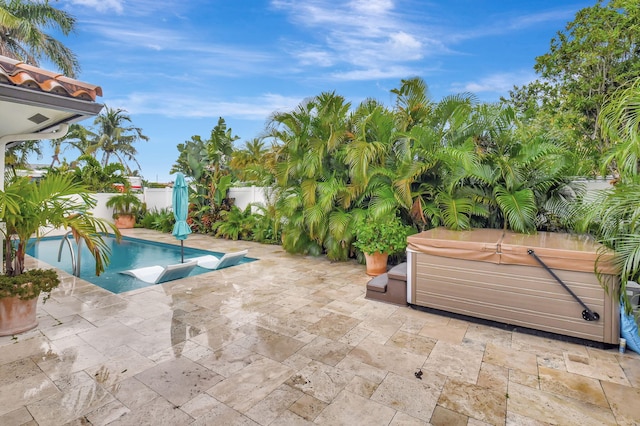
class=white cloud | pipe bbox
[107,92,304,121]
[270,0,442,78]
[65,0,124,13]
[450,71,537,95]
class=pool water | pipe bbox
[26,235,255,294]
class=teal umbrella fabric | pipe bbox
[172,172,192,262]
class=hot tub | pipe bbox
[406,228,620,344]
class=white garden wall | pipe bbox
[86,187,269,222]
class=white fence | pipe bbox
[89,186,269,224]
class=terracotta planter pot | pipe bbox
[114,214,136,229]
[364,252,389,276]
[0,295,38,336]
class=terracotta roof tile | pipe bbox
[0,55,102,101]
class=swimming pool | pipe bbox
[26,235,255,294]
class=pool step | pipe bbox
[365,262,408,306]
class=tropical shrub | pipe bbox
[139,208,175,233]
[212,206,255,240]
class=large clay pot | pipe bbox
[114,214,136,229]
[364,252,389,276]
[0,295,38,336]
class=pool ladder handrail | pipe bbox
[58,231,82,277]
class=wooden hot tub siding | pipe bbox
[407,229,620,344]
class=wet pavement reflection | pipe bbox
[1,229,640,425]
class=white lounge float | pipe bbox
[120,260,198,284]
[187,249,249,270]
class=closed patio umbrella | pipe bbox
[172,172,192,263]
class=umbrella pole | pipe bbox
[181,241,184,263]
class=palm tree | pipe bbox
[582,78,640,313]
[229,138,275,184]
[268,91,354,259]
[92,107,149,174]
[49,123,97,167]
[0,0,79,77]
[0,173,117,276]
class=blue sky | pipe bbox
[40,0,594,183]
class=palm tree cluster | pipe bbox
[52,107,149,176]
[0,0,79,77]
[257,77,581,261]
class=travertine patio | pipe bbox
[1,229,639,425]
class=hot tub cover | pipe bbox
[407,228,504,264]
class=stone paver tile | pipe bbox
[538,365,608,408]
[430,404,468,426]
[306,312,361,340]
[296,335,352,366]
[134,356,223,406]
[107,396,194,426]
[418,320,468,344]
[314,390,396,426]
[84,345,156,388]
[0,335,54,365]
[285,360,354,403]
[509,369,539,389]
[208,357,294,413]
[40,314,96,341]
[511,332,588,357]
[564,350,629,385]
[288,393,327,422]
[371,371,445,422]
[423,340,484,384]
[484,342,538,375]
[617,352,640,388]
[0,359,59,417]
[27,371,114,426]
[196,342,264,378]
[77,323,147,353]
[338,325,372,346]
[390,410,431,425]
[269,410,314,425]
[476,362,508,393]
[36,340,107,381]
[437,378,506,426]
[336,355,389,384]
[464,323,513,348]
[349,338,427,378]
[108,376,158,409]
[84,399,130,426]
[244,384,303,426]
[601,380,640,426]
[507,381,616,426]
[344,375,380,398]
[235,326,306,362]
[0,407,35,425]
[386,330,437,356]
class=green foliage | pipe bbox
[212,206,255,240]
[0,0,79,77]
[139,208,175,233]
[71,155,127,192]
[0,269,60,301]
[92,106,149,175]
[0,173,118,281]
[171,118,240,234]
[106,191,143,218]
[353,215,413,255]
[579,81,640,314]
[250,197,282,244]
[506,0,640,175]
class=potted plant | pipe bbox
[0,173,117,336]
[107,190,143,229]
[353,215,412,276]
